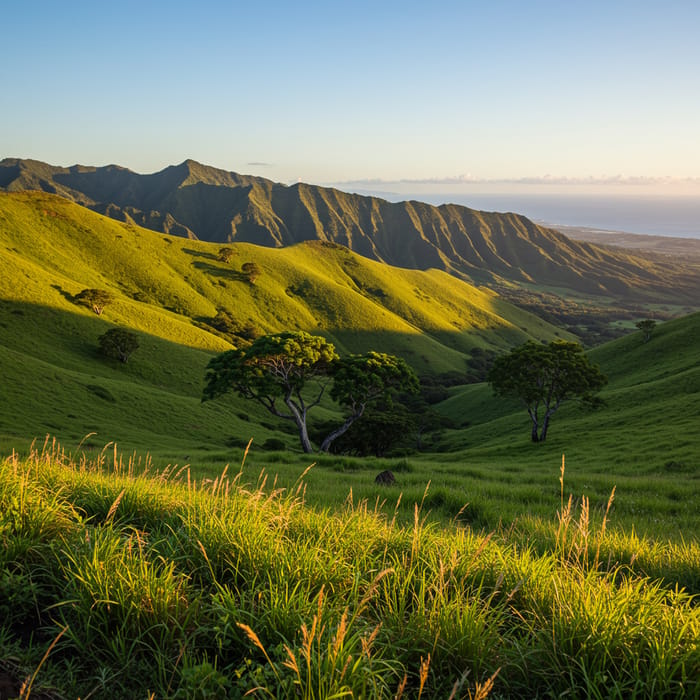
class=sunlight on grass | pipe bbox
[0,439,697,698]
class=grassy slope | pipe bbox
[1,445,698,699]
[1,185,699,698]
[6,158,700,306]
[421,312,700,536]
[0,190,567,453]
[207,313,700,542]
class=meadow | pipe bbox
[1,439,698,699]
[1,191,699,697]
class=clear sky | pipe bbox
[2,0,700,195]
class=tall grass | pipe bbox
[0,440,698,698]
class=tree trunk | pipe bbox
[284,397,314,453]
[319,409,363,453]
[530,414,540,442]
[539,413,551,442]
[297,419,313,453]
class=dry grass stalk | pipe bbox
[417,653,431,699]
[105,489,126,523]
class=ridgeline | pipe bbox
[3,157,699,306]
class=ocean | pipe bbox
[378,192,700,239]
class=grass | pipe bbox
[2,189,700,696]
[0,190,569,374]
[0,442,698,699]
[0,188,576,454]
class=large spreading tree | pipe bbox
[487,340,607,443]
[202,331,418,453]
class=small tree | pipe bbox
[98,328,139,364]
[74,288,113,315]
[321,405,417,457]
[488,340,607,443]
[218,247,236,263]
[210,309,238,337]
[635,319,656,343]
[241,261,262,284]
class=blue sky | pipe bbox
[2,0,700,194]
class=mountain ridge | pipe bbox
[2,157,699,304]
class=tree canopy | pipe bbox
[635,319,656,343]
[74,288,113,315]
[217,247,236,263]
[487,340,607,443]
[321,351,419,452]
[241,261,262,284]
[98,328,139,364]
[202,332,418,453]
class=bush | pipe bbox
[74,288,113,315]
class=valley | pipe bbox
[1,175,699,699]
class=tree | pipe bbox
[210,309,239,337]
[202,332,418,454]
[98,328,139,364]
[320,405,417,457]
[241,262,262,284]
[635,319,656,343]
[74,288,113,315]
[218,247,236,263]
[487,340,607,443]
[321,351,419,452]
[203,332,338,453]
[207,310,262,345]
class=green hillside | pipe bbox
[416,312,700,534]
[2,172,699,700]
[0,190,567,452]
[437,311,700,465]
[1,189,698,540]
[4,158,699,309]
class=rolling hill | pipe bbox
[3,157,699,307]
[435,309,700,479]
[0,190,569,452]
[1,169,699,700]
[0,189,698,541]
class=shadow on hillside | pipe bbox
[182,248,218,260]
[51,284,75,303]
[5,298,700,468]
[191,260,251,282]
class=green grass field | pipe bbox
[1,190,699,697]
[1,442,698,698]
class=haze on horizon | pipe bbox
[2,1,699,199]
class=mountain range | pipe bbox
[3,157,699,306]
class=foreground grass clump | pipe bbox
[1,441,698,699]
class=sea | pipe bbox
[374,192,700,239]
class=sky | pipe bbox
[2,0,700,198]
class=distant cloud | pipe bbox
[333,175,700,187]
[247,161,273,167]
[332,174,700,188]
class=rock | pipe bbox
[374,470,395,486]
